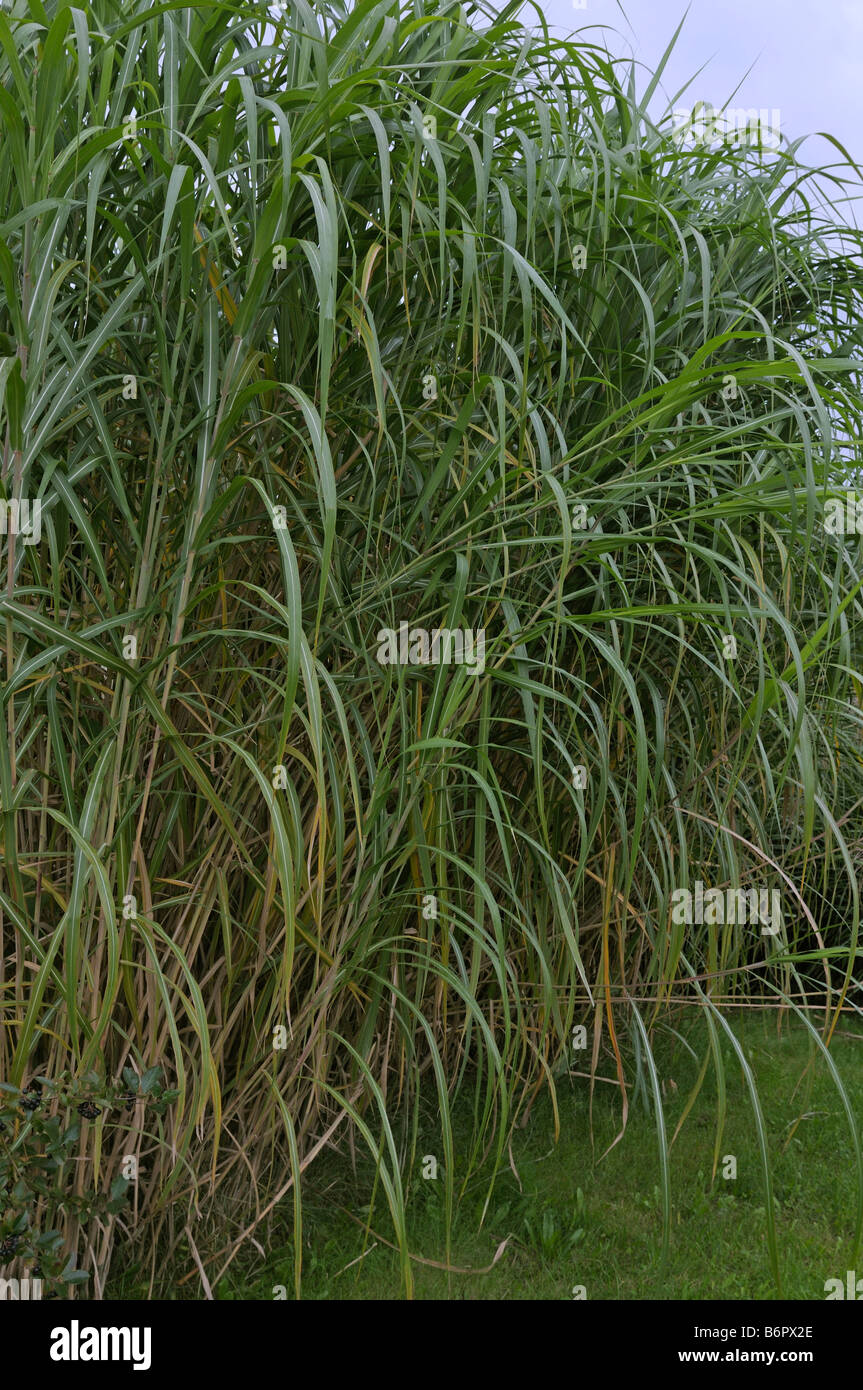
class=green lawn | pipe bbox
[113,1009,863,1300]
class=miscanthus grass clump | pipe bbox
[0,0,862,1295]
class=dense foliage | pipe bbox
[1,0,862,1295]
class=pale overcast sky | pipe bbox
[515,0,863,179]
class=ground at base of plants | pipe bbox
[108,1010,863,1300]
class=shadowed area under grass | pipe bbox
[108,1010,863,1299]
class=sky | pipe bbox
[513,0,863,182]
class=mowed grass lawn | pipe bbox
[115,1011,863,1300]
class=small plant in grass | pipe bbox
[0,1069,178,1296]
[521,1207,586,1259]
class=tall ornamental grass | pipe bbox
[1,0,862,1295]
